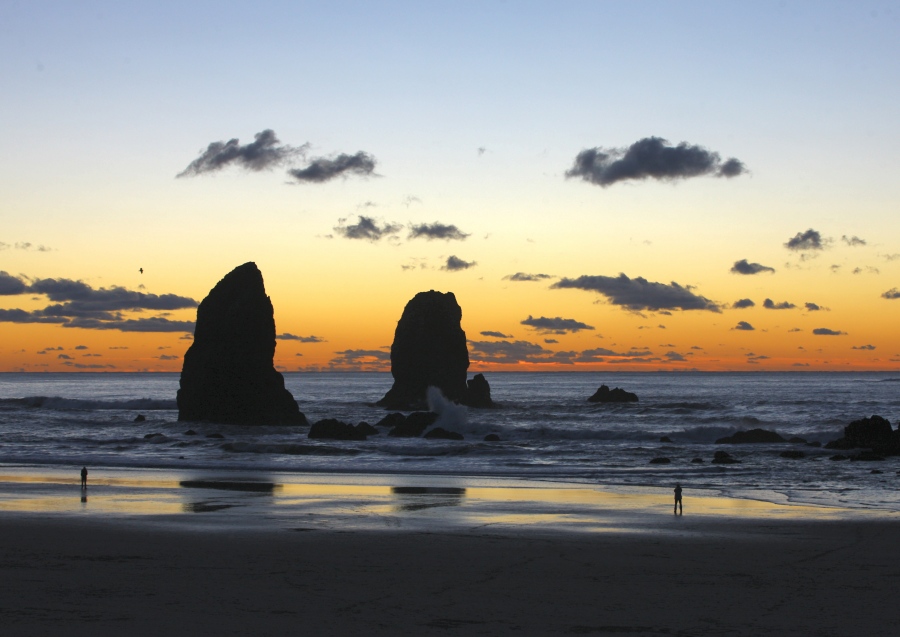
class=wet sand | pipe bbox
[1,469,898,635]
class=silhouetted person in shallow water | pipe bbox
[674,483,683,514]
[80,466,88,489]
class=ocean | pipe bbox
[1,371,898,511]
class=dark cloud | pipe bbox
[732,298,755,309]
[763,298,796,310]
[544,338,559,344]
[178,129,306,177]
[842,235,867,247]
[573,348,653,362]
[565,137,747,187]
[552,273,719,312]
[57,354,72,360]
[468,339,551,364]
[62,317,196,332]
[665,351,687,362]
[853,266,880,275]
[813,328,846,336]
[328,349,391,370]
[277,333,326,343]
[852,344,876,350]
[0,271,27,295]
[0,275,198,332]
[520,315,595,334]
[157,354,179,361]
[731,259,775,275]
[288,152,376,183]
[74,345,88,350]
[480,331,511,338]
[804,302,827,312]
[733,321,755,331]
[883,288,900,299]
[0,309,67,324]
[64,362,115,369]
[407,223,470,241]
[333,216,402,242]
[503,272,554,282]
[442,256,476,272]
[785,229,825,251]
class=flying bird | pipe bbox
[139,268,143,274]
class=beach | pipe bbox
[1,469,898,636]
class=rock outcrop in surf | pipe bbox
[587,385,638,403]
[825,415,899,455]
[377,290,494,410]
[177,262,307,426]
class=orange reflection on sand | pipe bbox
[0,494,184,515]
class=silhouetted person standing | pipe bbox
[674,483,683,514]
[80,466,88,489]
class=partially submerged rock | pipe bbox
[177,262,306,426]
[387,412,438,437]
[377,290,493,410]
[825,415,899,455]
[587,385,638,403]
[712,450,740,464]
[716,429,786,444]
[424,427,464,440]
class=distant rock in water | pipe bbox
[377,290,494,409]
[587,385,638,403]
[825,415,899,455]
[387,412,438,437]
[716,429,786,444]
[177,262,307,426]
[424,427,464,440]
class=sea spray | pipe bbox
[426,386,468,431]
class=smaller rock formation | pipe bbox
[587,385,638,403]
[779,450,805,459]
[177,262,307,426]
[649,457,671,464]
[464,374,494,408]
[484,434,501,442]
[691,457,704,463]
[659,436,673,443]
[424,427,464,440]
[825,415,899,455]
[712,450,740,464]
[715,429,786,444]
[133,414,146,422]
[387,412,438,437]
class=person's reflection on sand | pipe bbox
[81,493,88,504]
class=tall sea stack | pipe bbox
[377,290,493,410]
[177,262,306,426]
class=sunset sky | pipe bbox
[2,1,900,372]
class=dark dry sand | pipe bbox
[2,514,898,636]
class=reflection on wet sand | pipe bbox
[183,502,237,513]
[391,486,466,512]
[179,480,280,494]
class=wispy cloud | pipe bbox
[333,216,402,242]
[763,298,796,310]
[733,321,755,331]
[565,137,746,187]
[883,288,900,299]
[503,272,554,282]
[407,223,470,241]
[277,333,326,343]
[852,344,876,350]
[842,235,867,247]
[288,151,377,183]
[480,330,511,338]
[178,129,307,177]
[442,256,476,271]
[813,328,846,336]
[785,229,825,251]
[552,273,719,312]
[732,298,755,309]
[731,259,775,275]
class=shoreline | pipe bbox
[3,466,899,635]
